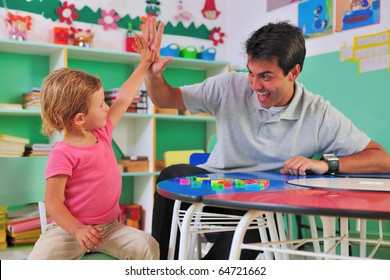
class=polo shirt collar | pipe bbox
[250,81,303,120]
[279,82,303,120]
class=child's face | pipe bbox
[83,87,109,130]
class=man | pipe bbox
[142,17,390,259]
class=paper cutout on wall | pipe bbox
[202,0,220,20]
[335,0,380,32]
[340,30,390,73]
[173,0,192,22]
[298,0,333,39]
[98,9,120,30]
[0,0,221,42]
[145,0,161,17]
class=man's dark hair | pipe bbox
[245,21,306,75]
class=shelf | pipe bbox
[0,39,229,72]
[121,172,157,177]
[0,109,40,116]
[0,39,63,56]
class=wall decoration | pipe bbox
[145,0,161,17]
[267,0,302,12]
[56,1,79,25]
[201,0,220,20]
[98,9,120,30]
[0,0,223,43]
[208,26,224,46]
[340,29,389,73]
[174,0,192,22]
[335,0,380,32]
[298,0,333,39]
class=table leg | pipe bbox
[229,210,281,260]
[167,200,182,260]
[178,202,204,260]
[320,216,336,256]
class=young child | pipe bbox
[28,35,159,260]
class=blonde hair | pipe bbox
[40,68,102,136]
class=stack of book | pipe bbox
[104,89,148,114]
[24,143,53,157]
[6,203,51,246]
[0,206,7,251]
[23,88,41,110]
[0,103,23,110]
[0,134,30,157]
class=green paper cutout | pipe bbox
[0,0,216,40]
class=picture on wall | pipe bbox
[298,0,333,39]
[335,0,380,32]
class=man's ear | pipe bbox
[73,113,86,126]
[289,64,301,81]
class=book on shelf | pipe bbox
[0,141,26,153]
[7,217,52,233]
[0,151,24,157]
[24,143,52,157]
[23,88,41,109]
[0,134,29,145]
[7,227,41,245]
[0,103,23,110]
[6,203,39,220]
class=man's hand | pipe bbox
[281,156,328,175]
[141,16,173,75]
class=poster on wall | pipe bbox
[267,0,302,12]
[298,0,333,39]
[335,0,380,32]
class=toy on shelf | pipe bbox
[73,29,94,48]
[5,12,32,41]
[197,47,216,61]
[53,27,69,45]
[69,27,94,48]
[179,45,197,59]
[160,43,180,57]
[125,22,137,53]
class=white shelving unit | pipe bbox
[0,38,229,233]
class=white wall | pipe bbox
[226,0,390,70]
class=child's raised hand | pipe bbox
[74,224,104,252]
[134,34,155,64]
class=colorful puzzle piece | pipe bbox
[176,176,270,191]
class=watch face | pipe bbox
[328,160,339,173]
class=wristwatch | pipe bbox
[322,154,339,175]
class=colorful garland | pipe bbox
[0,0,225,44]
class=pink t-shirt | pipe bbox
[45,120,121,224]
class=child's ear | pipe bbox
[73,113,86,126]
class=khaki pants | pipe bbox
[28,220,159,260]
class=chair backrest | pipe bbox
[164,149,204,166]
[189,153,210,166]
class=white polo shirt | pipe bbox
[181,71,370,173]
